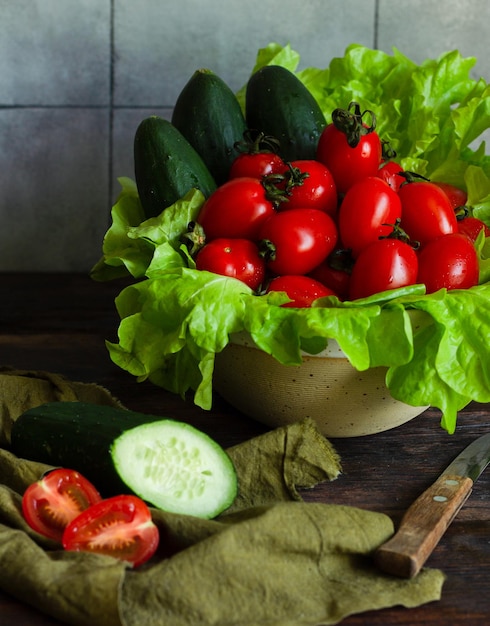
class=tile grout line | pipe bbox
[373,0,379,49]
[108,0,115,219]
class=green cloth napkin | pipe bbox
[0,369,444,625]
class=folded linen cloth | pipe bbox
[0,369,444,626]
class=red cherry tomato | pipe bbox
[377,161,405,192]
[457,216,490,242]
[433,181,468,210]
[308,249,353,300]
[275,160,338,217]
[197,177,276,241]
[195,238,266,290]
[229,130,285,180]
[398,180,458,247]
[229,152,285,179]
[266,275,337,307]
[417,233,479,293]
[259,208,338,276]
[338,176,403,258]
[316,103,382,194]
[22,468,102,542]
[348,238,419,300]
[62,494,159,567]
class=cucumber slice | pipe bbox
[110,420,237,519]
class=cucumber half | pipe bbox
[110,420,237,519]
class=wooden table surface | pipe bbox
[1,272,489,625]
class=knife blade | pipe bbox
[374,432,490,578]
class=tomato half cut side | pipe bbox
[22,468,102,542]
[62,494,159,567]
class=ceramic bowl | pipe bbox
[213,333,428,438]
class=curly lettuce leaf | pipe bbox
[91,184,205,280]
[106,258,490,434]
[107,268,254,408]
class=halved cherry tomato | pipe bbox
[316,103,382,194]
[274,160,338,217]
[417,233,479,293]
[195,238,266,290]
[457,216,490,242]
[259,208,338,276]
[398,179,458,247]
[266,275,337,307]
[22,468,102,542]
[348,238,419,300]
[197,177,276,241]
[338,176,402,258]
[62,494,159,567]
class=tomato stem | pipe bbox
[261,174,292,208]
[234,129,281,155]
[331,101,377,148]
[258,238,277,263]
[397,170,430,185]
[380,218,420,250]
[455,205,470,220]
[181,221,207,256]
[327,248,355,274]
[381,140,397,160]
[262,163,310,208]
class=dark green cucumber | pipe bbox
[245,65,327,162]
[171,68,248,185]
[10,402,164,497]
[133,115,217,218]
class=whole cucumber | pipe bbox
[133,116,216,218]
[172,68,248,185]
[245,65,326,162]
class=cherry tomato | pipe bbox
[197,177,276,241]
[398,180,458,247]
[266,275,337,307]
[195,238,266,290]
[338,176,403,258]
[259,208,338,276]
[308,249,353,300]
[433,181,468,210]
[417,233,479,293]
[62,494,159,567]
[22,468,102,542]
[229,152,285,179]
[457,216,490,242]
[275,160,338,217]
[348,238,419,300]
[377,161,404,192]
[229,130,285,179]
[316,103,382,194]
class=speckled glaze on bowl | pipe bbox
[213,334,428,438]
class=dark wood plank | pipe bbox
[1,273,489,625]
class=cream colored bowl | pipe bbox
[213,334,428,438]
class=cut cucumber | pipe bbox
[110,420,238,519]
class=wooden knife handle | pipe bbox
[374,473,473,578]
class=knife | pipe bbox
[374,432,490,578]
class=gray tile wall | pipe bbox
[1,0,489,271]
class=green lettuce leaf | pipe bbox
[94,43,490,434]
